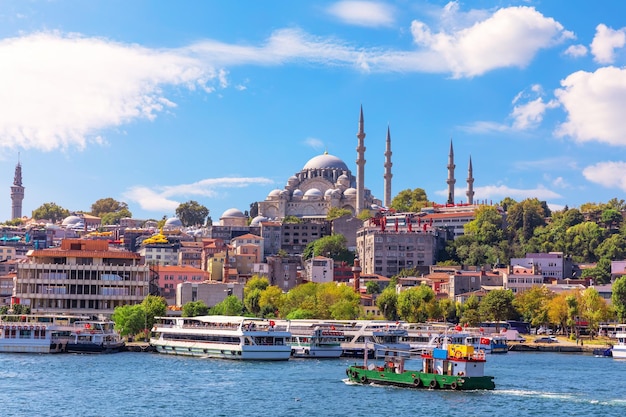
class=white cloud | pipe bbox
[123,177,274,212]
[590,24,626,64]
[513,157,578,172]
[564,44,587,58]
[326,1,395,27]
[410,6,572,78]
[555,66,626,146]
[304,137,325,149]
[459,121,510,134]
[511,97,559,130]
[582,161,626,191]
[0,32,223,152]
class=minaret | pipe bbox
[352,257,362,293]
[384,125,393,208]
[466,156,474,205]
[446,139,455,205]
[11,157,24,220]
[356,106,366,214]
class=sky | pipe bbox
[2,0,626,222]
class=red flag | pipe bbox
[395,218,398,232]
[480,337,490,345]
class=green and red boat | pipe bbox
[346,343,495,390]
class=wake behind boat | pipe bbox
[150,315,292,360]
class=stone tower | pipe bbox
[446,139,455,205]
[11,158,24,220]
[466,156,474,205]
[356,106,366,214]
[384,125,392,208]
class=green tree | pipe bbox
[376,287,399,321]
[459,295,482,327]
[304,234,354,264]
[581,258,611,285]
[514,286,553,328]
[601,208,623,230]
[438,298,457,323]
[326,207,353,221]
[463,205,504,245]
[507,198,546,241]
[140,295,167,330]
[243,276,270,316]
[90,198,130,217]
[182,300,209,317]
[259,285,284,317]
[478,290,516,331]
[31,202,70,223]
[175,200,210,227]
[101,208,132,225]
[397,285,435,322]
[365,281,380,295]
[596,234,626,261]
[111,304,145,337]
[565,221,605,262]
[210,295,244,316]
[390,188,429,212]
[283,215,302,223]
[580,287,610,338]
[612,276,626,322]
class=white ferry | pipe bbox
[465,334,509,354]
[611,332,626,359]
[283,321,344,358]
[303,320,410,358]
[150,315,292,361]
[0,314,88,353]
[66,320,125,353]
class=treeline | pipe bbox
[439,197,626,284]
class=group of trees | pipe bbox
[27,198,210,227]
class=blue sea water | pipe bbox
[0,351,625,417]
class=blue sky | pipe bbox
[2,0,626,222]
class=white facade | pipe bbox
[305,256,334,283]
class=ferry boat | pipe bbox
[0,314,88,354]
[346,342,495,391]
[327,320,410,358]
[66,320,125,353]
[465,334,509,354]
[285,321,344,358]
[150,315,292,360]
[611,332,626,359]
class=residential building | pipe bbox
[153,265,208,303]
[510,252,572,279]
[266,255,302,292]
[176,281,244,308]
[14,238,150,316]
[442,270,503,300]
[502,265,544,294]
[356,215,442,277]
[305,256,334,283]
[179,241,203,268]
[281,220,330,255]
[231,233,264,262]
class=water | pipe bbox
[1,351,625,417]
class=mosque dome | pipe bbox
[292,189,303,199]
[287,176,299,187]
[268,189,282,199]
[304,188,323,200]
[324,188,334,197]
[303,153,349,171]
[250,215,268,226]
[221,208,246,218]
[344,187,357,196]
[62,215,83,226]
[164,217,183,228]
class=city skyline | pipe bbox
[2,1,626,221]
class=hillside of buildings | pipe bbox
[2,195,626,341]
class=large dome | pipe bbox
[303,153,349,171]
[221,208,246,218]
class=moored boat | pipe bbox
[346,342,495,391]
[0,314,88,354]
[611,332,626,359]
[285,322,344,358]
[66,319,125,353]
[150,315,291,360]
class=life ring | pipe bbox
[360,375,368,383]
[291,349,296,356]
[413,378,422,387]
[455,351,463,359]
[450,381,458,390]
[429,379,438,389]
[351,371,358,379]
[304,350,310,355]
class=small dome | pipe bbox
[221,208,245,218]
[62,215,83,226]
[324,188,334,197]
[304,188,323,200]
[344,187,357,196]
[250,215,268,226]
[287,176,299,187]
[164,217,183,228]
[293,189,303,197]
[268,189,282,198]
[303,153,349,171]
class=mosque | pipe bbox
[257,107,386,220]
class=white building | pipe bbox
[305,256,334,283]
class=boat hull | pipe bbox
[152,340,291,361]
[66,342,125,354]
[346,365,495,391]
